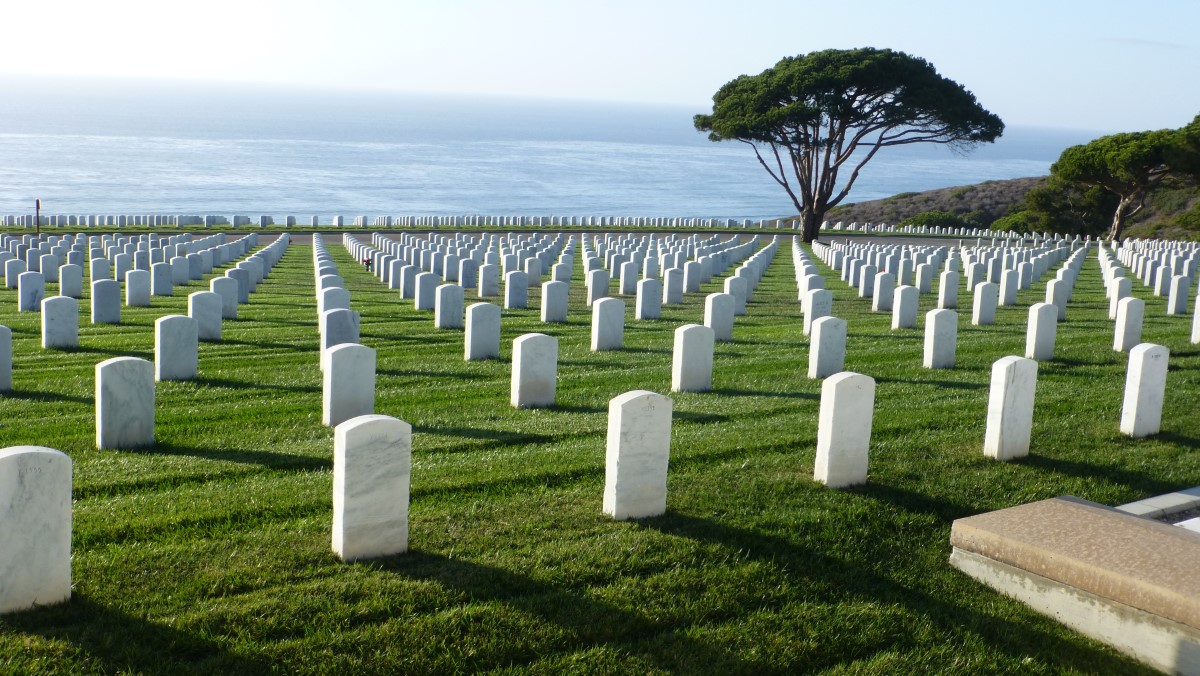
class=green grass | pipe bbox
[1,233,1197,674]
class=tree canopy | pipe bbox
[695,47,1003,242]
[1051,123,1200,241]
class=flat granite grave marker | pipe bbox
[323,343,376,427]
[1120,343,1168,438]
[603,390,673,520]
[511,333,557,408]
[0,446,72,614]
[95,356,154,449]
[814,372,875,488]
[332,414,411,562]
[672,324,714,393]
[983,356,1038,461]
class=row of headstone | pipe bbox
[311,235,374,427]
[1098,243,1200,352]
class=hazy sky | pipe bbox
[3,0,1197,132]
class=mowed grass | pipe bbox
[1,232,1197,674]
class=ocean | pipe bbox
[0,77,1102,222]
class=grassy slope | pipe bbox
[1,233,1196,674]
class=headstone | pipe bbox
[0,446,72,614]
[603,390,673,520]
[586,269,609,307]
[151,262,172,297]
[923,309,957,369]
[1109,277,1132,320]
[414,272,438,310]
[0,326,10,392]
[477,263,499,297]
[188,291,223,341]
[58,264,83,298]
[540,281,569,323]
[170,256,189,285]
[1114,297,1145,353]
[999,269,1018,306]
[434,284,465,329]
[662,268,683,305]
[672,324,714,393]
[619,260,638,295]
[95,356,154,449]
[892,285,918,329]
[591,297,625,351]
[210,277,239,319]
[1046,278,1069,321]
[332,414,411,562]
[683,261,702,293]
[323,343,376,427]
[972,282,998,326]
[872,272,895,312]
[1120,343,1168,438]
[122,269,150,307]
[635,278,663,320]
[704,292,735,342]
[1025,302,1058,361]
[41,296,78,349]
[320,309,361,353]
[804,289,832,336]
[155,315,199,381]
[318,287,350,316]
[91,279,120,324]
[504,271,528,309]
[938,270,959,309]
[18,271,44,312]
[809,316,847,379]
[983,356,1038,461]
[1167,275,1190,315]
[465,303,501,361]
[813,372,875,488]
[511,333,557,408]
[226,268,250,303]
[5,259,26,289]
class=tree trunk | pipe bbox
[1107,195,1136,241]
[800,208,822,244]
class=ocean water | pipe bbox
[0,78,1101,221]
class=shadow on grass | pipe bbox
[1,388,92,405]
[872,375,987,391]
[1015,454,1183,497]
[849,481,979,522]
[373,551,765,673]
[636,512,1141,672]
[3,596,270,674]
[710,387,818,401]
[376,368,486,381]
[196,376,321,394]
[132,441,330,472]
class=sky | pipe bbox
[1,0,1198,133]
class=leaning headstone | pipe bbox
[591,297,625,351]
[603,390,673,520]
[41,296,78,349]
[1120,343,1168,438]
[155,315,199,381]
[704,293,735,342]
[434,284,465,329]
[983,356,1038,461]
[672,324,714,393]
[323,343,376,427]
[923,309,957,369]
[18,272,44,312]
[465,302,501,361]
[511,333,557,408]
[332,414,411,562]
[1025,302,1058,361]
[95,356,154,449]
[972,281,998,326]
[125,269,151,307]
[91,279,120,324]
[540,280,568,323]
[809,316,847,379]
[636,278,663,320]
[0,325,10,391]
[1114,297,1145,353]
[188,291,223,341]
[813,372,875,488]
[0,446,72,614]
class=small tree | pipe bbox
[695,48,1003,243]
[1051,127,1197,241]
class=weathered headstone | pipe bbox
[0,446,72,614]
[603,390,673,520]
[323,343,376,427]
[1120,343,1168,438]
[672,324,714,393]
[95,356,154,449]
[511,333,557,408]
[983,356,1038,461]
[813,372,875,488]
[331,414,412,562]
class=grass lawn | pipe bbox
[1,231,1196,674]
